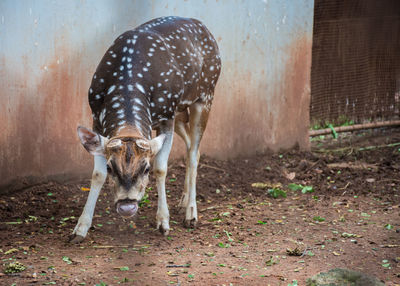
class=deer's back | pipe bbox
[88,16,221,137]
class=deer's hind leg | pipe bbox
[182,102,210,228]
[174,110,200,211]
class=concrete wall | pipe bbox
[0,0,314,193]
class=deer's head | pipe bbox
[77,126,165,218]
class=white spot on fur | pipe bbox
[107,85,116,94]
[136,83,145,94]
[134,98,143,105]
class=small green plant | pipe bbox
[139,192,150,207]
[268,188,287,199]
[217,242,230,248]
[288,183,314,194]
[313,216,326,222]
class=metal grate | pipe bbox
[310,0,400,127]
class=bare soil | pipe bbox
[1,129,400,286]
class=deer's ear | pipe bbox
[77,126,108,156]
[149,134,166,156]
[136,139,151,151]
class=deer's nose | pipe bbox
[116,199,138,217]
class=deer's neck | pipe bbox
[105,90,152,140]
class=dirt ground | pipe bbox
[1,128,400,286]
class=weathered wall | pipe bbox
[0,0,314,193]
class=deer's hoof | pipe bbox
[69,234,86,244]
[184,218,197,229]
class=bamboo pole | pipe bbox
[309,120,400,137]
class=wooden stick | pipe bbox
[92,245,151,249]
[166,264,191,268]
[199,164,225,172]
[314,142,400,153]
[309,120,400,137]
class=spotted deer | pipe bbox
[70,16,221,243]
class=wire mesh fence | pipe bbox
[310,0,400,128]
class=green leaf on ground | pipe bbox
[288,183,314,194]
[268,188,287,199]
[62,256,73,264]
[217,242,230,248]
[382,260,391,268]
[313,216,326,222]
[385,224,393,230]
[139,192,150,208]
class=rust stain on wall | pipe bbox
[194,36,312,159]
[0,43,93,193]
[273,35,312,151]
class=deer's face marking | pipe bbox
[77,126,165,218]
[105,138,152,217]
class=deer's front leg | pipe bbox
[70,155,107,243]
[153,125,174,236]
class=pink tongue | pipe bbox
[117,202,138,217]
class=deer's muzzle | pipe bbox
[116,199,138,218]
